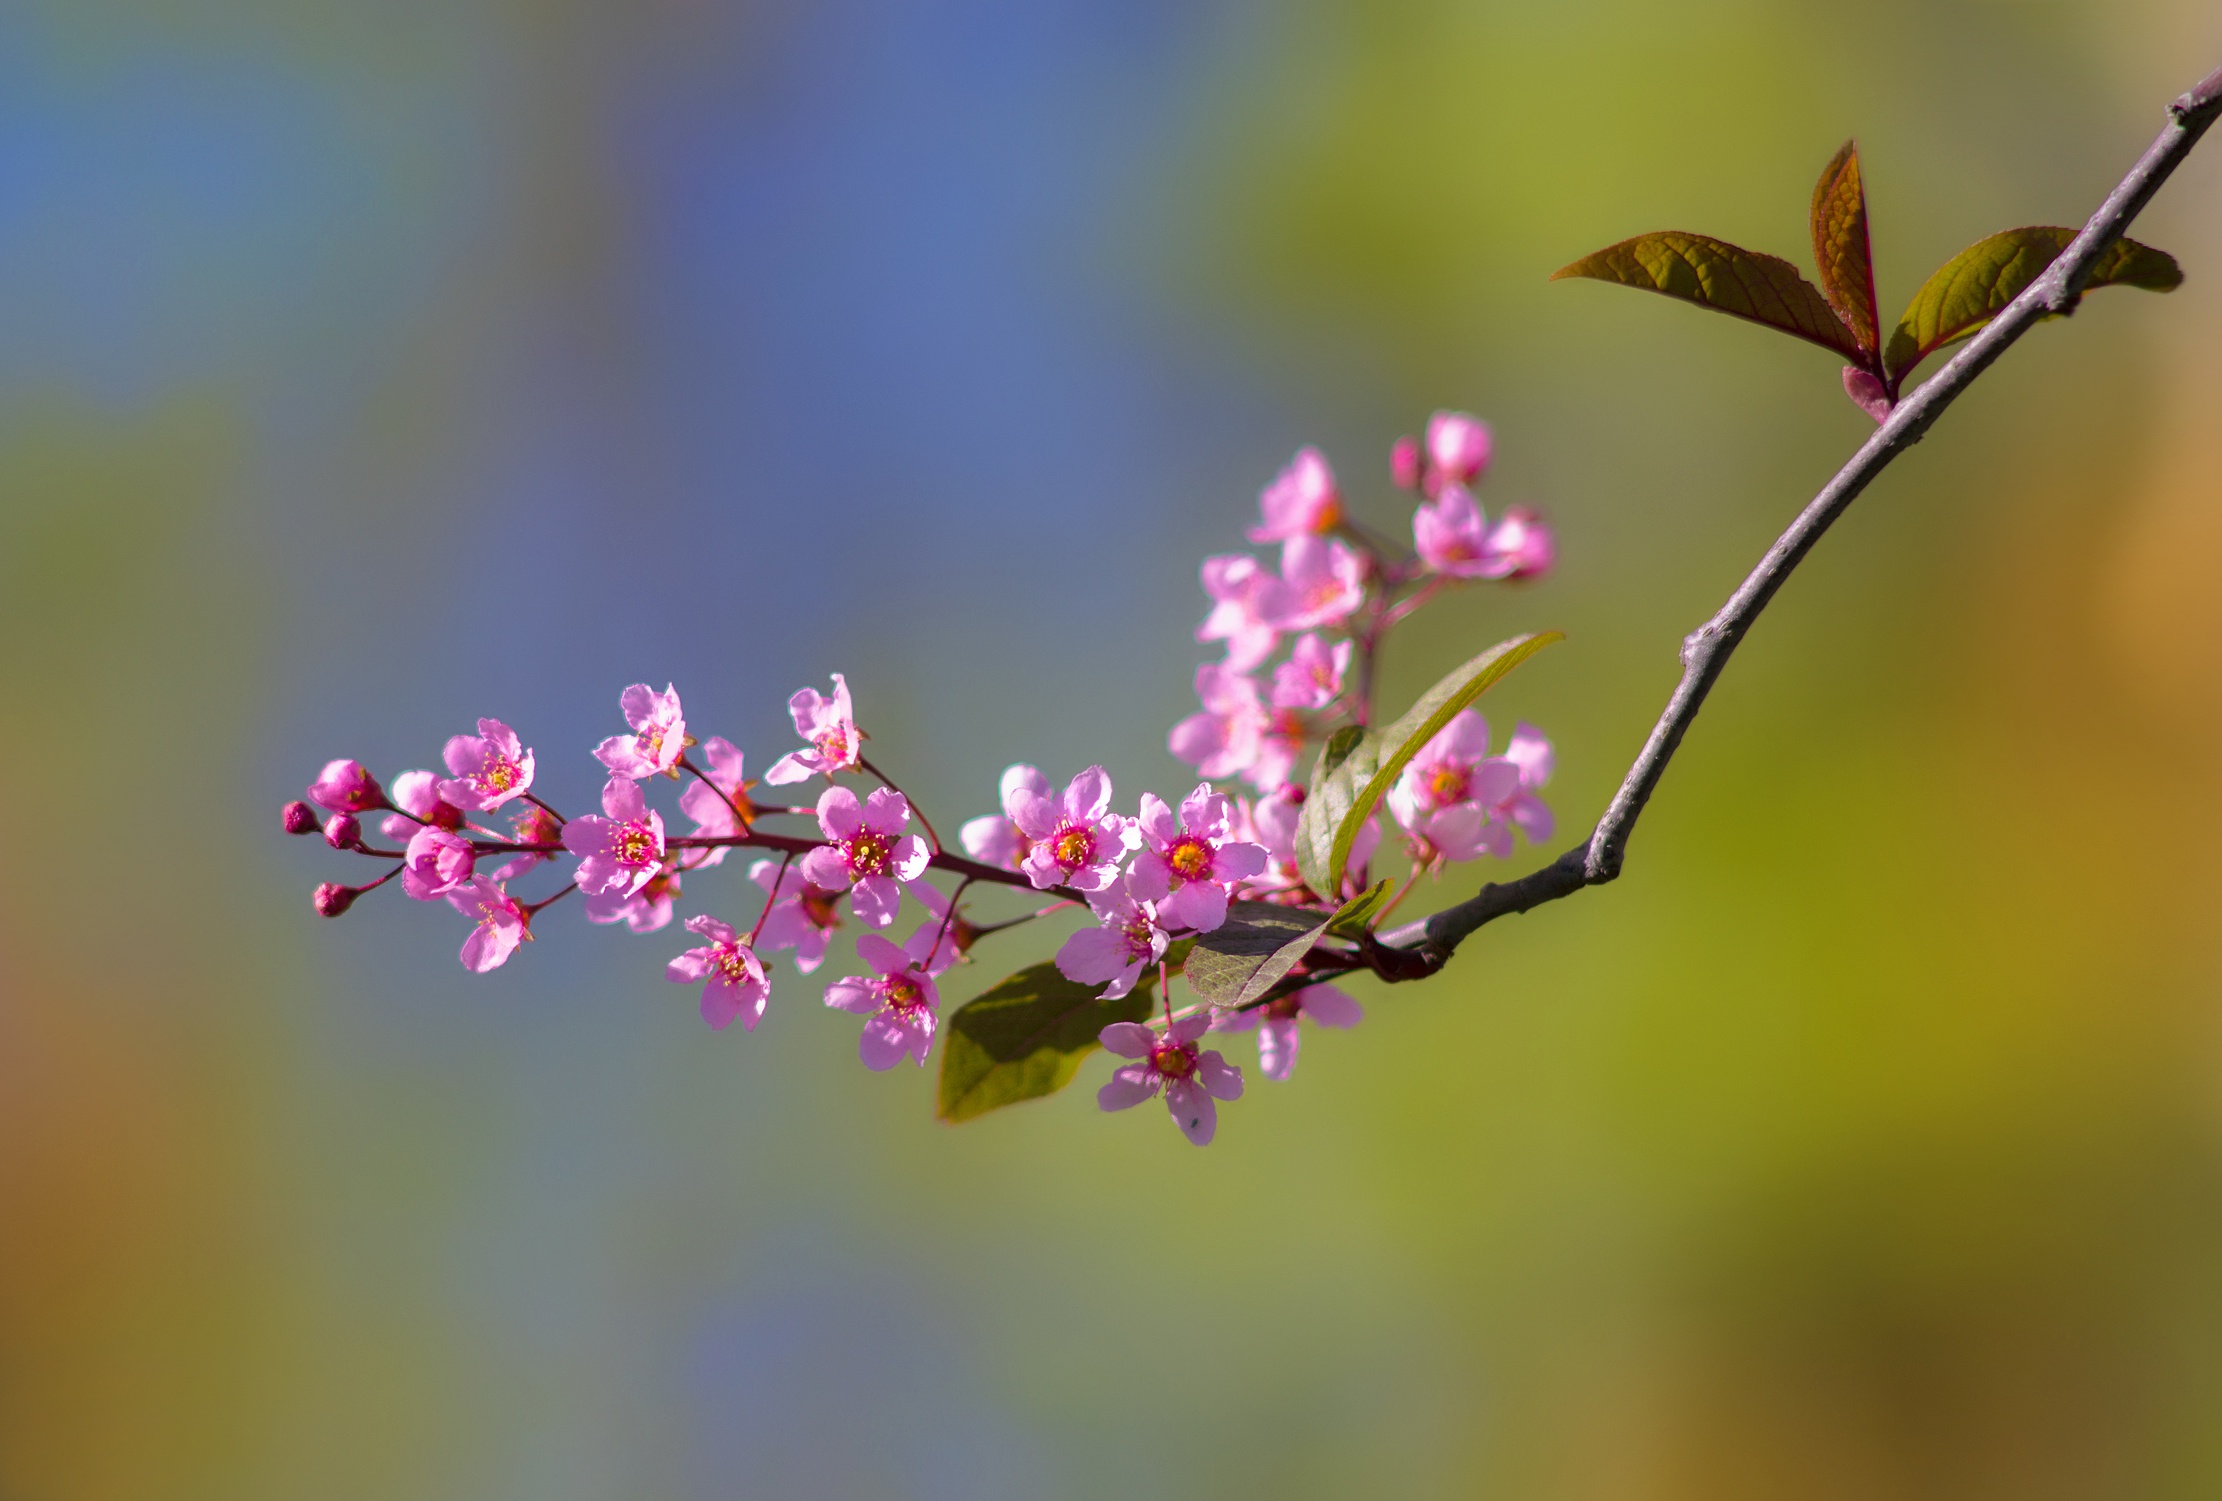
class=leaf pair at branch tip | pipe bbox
[1554,139,2183,406]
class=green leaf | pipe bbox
[1325,878,1396,939]
[1184,901,1332,1007]
[1293,631,1562,897]
[1551,231,1863,360]
[936,960,1160,1124]
[1808,141,1879,358]
[1882,226,2183,381]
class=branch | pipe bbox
[1379,62,2222,970]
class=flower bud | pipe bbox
[1484,506,1555,581]
[281,800,319,835]
[307,758,384,813]
[1389,436,1422,492]
[323,812,362,850]
[1425,411,1492,491]
[1841,365,1893,423]
[390,769,466,830]
[312,881,357,918]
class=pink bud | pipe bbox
[282,800,319,835]
[1389,436,1422,491]
[1841,365,1893,423]
[323,812,362,849]
[312,882,357,918]
[1485,506,1555,580]
[307,758,384,813]
[1425,411,1492,490]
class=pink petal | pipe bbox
[1196,1049,1244,1100]
[1296,984,1363,1028]
[1126,850,1173,902]
[824,977,880,1016]
[858,1014,914,1071]
[848,875,901,928]
[1166,879,1228,933]
[761,751,813,786]
[1098,1022,1156,1058]
[1168,1011,1213,1046]
[1057,928,1133,987]
[799,846,852,891]
[1212,840,1269,881]
[816,784,861,840]
[1097,1064,1160,1111]
[1136,793,1178,849]
[861,787,911,835]
[855,931,908,975]
[888,835,930,882]
[1163,1080,1218,1145]
[1065,766,1112,822]
[1256,1018,1299,1081]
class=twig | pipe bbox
[1377,62,2222,971]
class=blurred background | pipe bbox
[5,1,2222,1496]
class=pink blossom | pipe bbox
[1096,1013,1244,1146]
[677,736,751,868]
[1196,554,1280,671]
[1244,708,1307,793]
[824,930,944,1070]
[1424,411,1493,496]
[1483,505,1555,580]
[563,776,668,898]
[381,769,467,842]
[1215,983,1363,1081]
[401,823,476,901]
[1390,434,1423,491]
[585,864,680,933]
[1413,485,1499,578]
[958,763,1051,871]
[1129,784,1270,932]
[1009,766,1136,893]
[307,759,382,813]
[1260,536,1366,631]
[322,812,360,850]
[667,915,770,1032]
[763,673,862,785]
[1054,875,1169,999]
[1246,446,1343,543]
[493,802,564,881]
[445,876,529,972]
[439,718,536,811]
[594,684,686,780]
[1484,721,1556,848]
[1271,633,1350,710]
[1243,787,1381,899]
[750,858,843,973]
[1386,710,1518,827]
[1168,664,1266,781]
[281,800,318,835]
[800,786,929,927]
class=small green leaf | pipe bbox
[1808,141,1880,358]
[1552,231,1863,360]
[1318,723,1365,779]
[1184,901,1332,1007]
[1293,631,1562,896]
[936,961,1160,1124]
[1325,878,1396,938]
[1882,226,2183,381]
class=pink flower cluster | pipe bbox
[288,406,1570,1150]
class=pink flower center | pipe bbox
[882,973,926,1012]
[1426,764,1471,806]
[801,889,842,930]
[1167,836,1213,882]
[815,726,852,764]
[1304,580,1344,611]
[1307,497,1343,532]
[479,753,521,792]
[641,727,666,763]
[847,831,893,876]
[616,822,658,866]
[1150,1040,1197,1081]
[1119,913,1157,962]
[713,946,754,985]
[1052,825,1095,870]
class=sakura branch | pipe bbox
[286,65,2216,1145]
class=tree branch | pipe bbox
[1378,61,2222,970]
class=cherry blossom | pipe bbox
[1385,709,1520,830]
[1271,633,1350,711]
[1009,766,1136,892]
[563,776,668,898]
[1215,983,1363,1081]
[585,864,680,933]
[439,717,536,811]
[825,930,944,1070]
[1479,722,1556,850]
[1054,874,1169,999]
[1424,410,1493,496]
[751,858,843,973]
[1168,664,1266,781]
[1097,1014,1244,1146]
[1413,485,1499,578]
[306,759,382,813]
[1129,785,1269,933]
[382,769,467,841]
[800,786,929,927]
[446,876,529,972]
[764,673,862,785]
[1483,505,1555,580]
[1390,434,1423,491]
[1245,708,1307,794]
[1246,446,1342,543]
[1261,536,1366,631]
[493,802,564,881]
[958,763,1050,871]
[678,736,752,867]
[667,914,770,1032]
[594,684,686,780]
[401,823,476,901]
[1196,554,1280,671]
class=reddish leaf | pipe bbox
[1551,231,1863,360]
[1809,141,1880,359]
[1883,227,2183,381]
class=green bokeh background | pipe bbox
[5,2,2222,1497]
